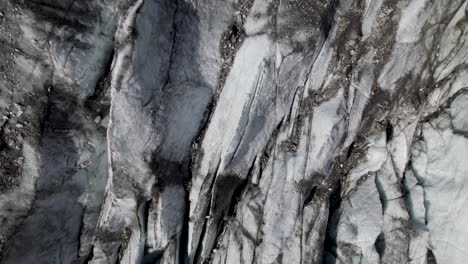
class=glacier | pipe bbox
[0,0,467,263]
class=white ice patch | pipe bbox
[410,100,468,263]
[191,34,274,186]
[450,93,468,133]
[396,0,428,43]
[344,50,375,147]
[434,2,468,82]
[378,44,425,90]
[436,1,468,62]
[244,0,275,35]
[305,88,347,174]
[335,174,383,264]
[388,115,419,176]
[188,34,274,255]
[362,0,383,40]
[345,132,387,195]
[307,41,333,92]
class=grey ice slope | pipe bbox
[0,0,467,263]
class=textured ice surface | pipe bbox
[0,0,467,263]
